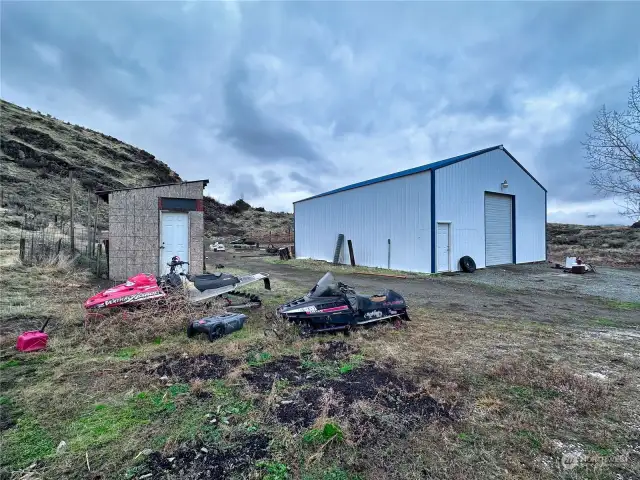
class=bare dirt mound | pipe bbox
[144,354,239,381]
[138,434,270,479]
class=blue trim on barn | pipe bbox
[294,145,546,204]
[544,190,548,261]
[512,195,517,263]
[430,172,436,273]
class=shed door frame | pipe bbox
[484,192,515,266]
[159,211,190,275]
[436,221,452,272]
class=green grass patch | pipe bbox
[508,385,560,403]
[457,432,480,445]
[586,443,614,456]
[0,359,21,369]
[517,429,542,450]
[257,460,290,480]
[303,423,344,445]
[338,354,364,375]
[152,337,164,344]
[170,407,222,445]
[605,300,640,310]
[301,359,340,377]
[0,416,55,469]
[115,347,138,359]
[594,318,617,327]
[247,351,273,366]
[302,354,364,377]
[67,385,189,451]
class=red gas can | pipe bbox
[17,331,49,352]
[16,319,50,352]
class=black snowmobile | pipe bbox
[277,272,409,334]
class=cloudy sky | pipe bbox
[1,1,638,223]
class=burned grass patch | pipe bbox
[275,387,324,430]
[247,355,455,443]
[143,354,239,382]
[137,434,270,479]
[312,340,360,361]
[243,355,310,391]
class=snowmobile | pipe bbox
[84,256,270,311]
[277,272,408,334]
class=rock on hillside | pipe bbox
[204,197,293,244]
[0,99,181,217]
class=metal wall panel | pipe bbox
[295,171,431,272]
[435,149,546,270]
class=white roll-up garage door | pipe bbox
[485,193,513,266]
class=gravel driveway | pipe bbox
[441,263,640,303]
[211,253,639,328]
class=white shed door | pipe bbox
[160,212,189,274]
[484,193,513,266]
[437,223,451,272]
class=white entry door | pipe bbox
[160,212,189,275]
[437,222,451,272]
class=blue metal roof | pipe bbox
[295,145,546,203]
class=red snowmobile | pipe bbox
[84,257,270,313]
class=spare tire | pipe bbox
[460,256,476,273]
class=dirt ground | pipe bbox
[212,252,640,328]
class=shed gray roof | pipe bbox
[96,179,209,202]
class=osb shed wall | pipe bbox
[108,182,204,280]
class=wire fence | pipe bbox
[13,181,109,276]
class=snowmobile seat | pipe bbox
[355,292,388,311]
[191,273,239,292]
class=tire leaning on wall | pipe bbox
[460,256,476,273]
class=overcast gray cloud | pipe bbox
[1,1,638,222]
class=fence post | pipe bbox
[56,238,62,255]
[19,238,25,261]
[86,190,92,256]
[30,232,35,262]
[92,197,98,257]
[69,171,75,252]
[96,243,102,276]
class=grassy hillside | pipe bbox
[547,223,640,267]
[0,100,182,219]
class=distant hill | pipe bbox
[547,223,640,267]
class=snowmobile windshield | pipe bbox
[309,272,337,297]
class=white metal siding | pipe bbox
[295,171,431,272]
[484,193,512,266]
[435,149,546,270]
